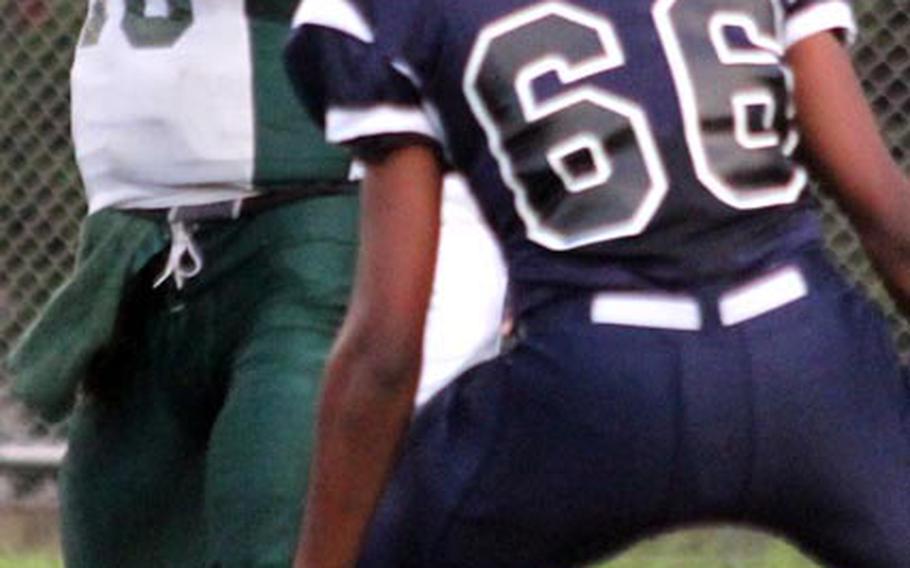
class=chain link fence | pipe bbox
[1,1,910,494]
[0,0,81,503]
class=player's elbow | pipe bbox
[325,326,422,406]
[314,330,420,444]
[850,176,910,251]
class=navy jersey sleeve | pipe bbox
[285,0,443,149]
[784,0,856,49]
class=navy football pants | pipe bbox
[360,250,910,567]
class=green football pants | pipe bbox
[59,193,358,568]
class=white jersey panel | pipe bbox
[72,0,257,212]
[417,174,508,407]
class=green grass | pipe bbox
[0,506,819,568]
[0,552,62,568]
[0,529,820,568]
[596,528,819,568]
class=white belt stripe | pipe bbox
[591,293,702,331]
[590,264,808,330]
[718,265,808,326]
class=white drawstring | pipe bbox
[154,219,203,290]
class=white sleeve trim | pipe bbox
[785,2,857,49]
[325,105,441,144]
[292,0,375,43]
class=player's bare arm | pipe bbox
[789,31,910,314]
[295,144,443,568]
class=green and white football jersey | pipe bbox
[72,0,349,212]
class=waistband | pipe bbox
[589,264,808,330]
[128,182,354,289]
[124,181,355,224]
[517,249,844,333]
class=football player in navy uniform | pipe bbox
[285,0,910,566]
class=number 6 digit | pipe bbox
[464,3,669,250]
[80,0,108,46]
[654,0,807,209]
[80,0,194,48]
[123,0,193,48]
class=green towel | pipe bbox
[6,209,166,423]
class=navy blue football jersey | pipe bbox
[287,0,856,297]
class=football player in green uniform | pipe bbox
[30,1,355,566]
[9,1,506,567]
